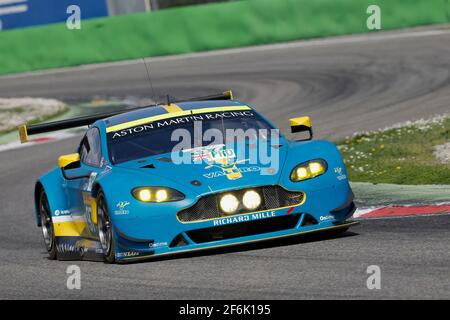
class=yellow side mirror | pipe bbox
[58,153,80,169]
[289,116,313,140]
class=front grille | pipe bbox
[177,185,304,223]
[186,214,301,243]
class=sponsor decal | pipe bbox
[112,124,156,139]
[334,167,347,181]
[319,215,334,222]
[117,251,140,258]
[203,165,260,180]
[110,111,255,139]
[213,210,276,226]
[114,201,130,215]
[149,242,168,249]
[191,143,251,180]
[183,144,236,163]
[54,209,70,216]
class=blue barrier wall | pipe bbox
[0,0,108,30]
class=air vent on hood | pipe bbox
[157,157,172,162]
[141,164,155,169]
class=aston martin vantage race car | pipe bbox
[18,91,357,263]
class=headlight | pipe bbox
[290,159,327,182]
[219,194,239,214]
[132,187,185,202]
[155,189,168,202]
[137,189,151,202]
[242,190,262,210]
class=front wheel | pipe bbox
[97,191,115,263]
[39,190,57,259]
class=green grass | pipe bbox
[338,115,450,185]
[0,0,448,75]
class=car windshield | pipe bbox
[107,109,277,164]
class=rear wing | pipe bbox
[18,90,233,143]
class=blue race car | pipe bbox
[18,91,357,263]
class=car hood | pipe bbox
[114,143,289,195]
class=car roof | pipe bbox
[101,99,253,131]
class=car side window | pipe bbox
[80,128,102,167]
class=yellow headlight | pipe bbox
[155,189,168,202]
[242,190,261,210]
[296,167,309,180]
[133,187,184,202]
[138,189,151,202]
[291,159,327,182]
[220,194,239,214]
[309,161,325,176]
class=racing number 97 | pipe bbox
[223,305,270,315]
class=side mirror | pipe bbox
[289,116,313,141]
[58,153,81,170]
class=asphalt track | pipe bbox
[0,26,449,299]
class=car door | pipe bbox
[65,127,103,238]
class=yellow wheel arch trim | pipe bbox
[106,105,251,133]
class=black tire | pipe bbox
[97,191,115,264]
[39,190,57,260]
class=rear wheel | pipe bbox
[39,190,57,259]
[97,191,115,263]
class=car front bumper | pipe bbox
[113,182,357,262]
